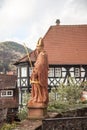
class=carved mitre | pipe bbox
[36,37,44,47]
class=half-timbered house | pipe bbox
[14,23,87,106]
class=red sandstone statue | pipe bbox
[28,38,49,107]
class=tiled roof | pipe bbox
[43,25,87,65]
[15,24,87,65]
[0,74,17,90]
[14,50,36,65]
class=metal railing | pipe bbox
[42,116,87,130]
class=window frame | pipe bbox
[55,67,62,77]
[48,67,54,77]
[21,66,27,77]
[1,90,13,97]
[74,68,80,77]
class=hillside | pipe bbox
[0,41,32,73]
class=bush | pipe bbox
[48,101,70,113]
[1,122,16,130]
[18,106,28,120]
[57,84,82,104]
[55,77,83,104]
[48,77,84,112]
[17,93,30,121]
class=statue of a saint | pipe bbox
[28,38,49,107]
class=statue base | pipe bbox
[27,102,48,119]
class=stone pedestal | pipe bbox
[27,102,48,119]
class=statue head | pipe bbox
[35,37,44,55]
[36,37,44,48]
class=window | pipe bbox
[48,68,54,77]
[75,68,80,77]
[17,67,20,77]
[21,67,27,77]
[55,68,61,77]
[1,91,6,97]
[17,79,20,87]
[1,90,13,97]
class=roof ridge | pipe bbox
[51,24,87,28]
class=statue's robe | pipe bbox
[30,50,49,105]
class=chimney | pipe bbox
[56,19,60,25]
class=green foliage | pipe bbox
[1,122,16,130]
[48,77,85,112]
[81,81,87,90]
[22,92,30,105]
[55,77,83,104]
[18,93,30,120]
[48,101,70,113]
[18,106,28,120]
[57,85,82,104]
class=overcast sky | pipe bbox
[0,0,87,50]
